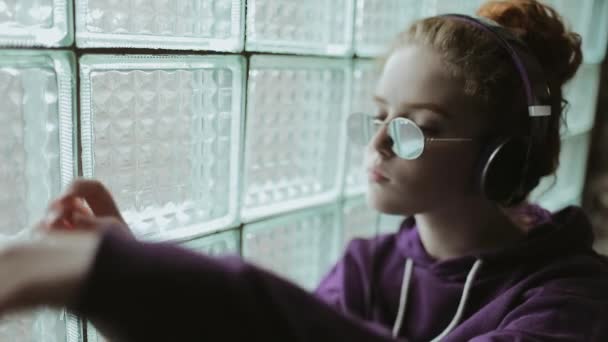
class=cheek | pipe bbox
[363,145,481,214]
[393,148,479,195]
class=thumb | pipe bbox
[65,179,125,224]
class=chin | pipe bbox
[365,188,417,216]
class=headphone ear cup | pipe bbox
[479,137,529,205]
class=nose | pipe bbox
[368,122,394,159]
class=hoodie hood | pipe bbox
[394,205,596,280]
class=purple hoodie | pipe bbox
[73,206,608,341]
[317,206,608,341]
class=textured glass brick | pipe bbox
[0,310,76,342]
[530,133,591,212]
[547,0,607,63]
[0,50,76,341]
[242,204,341,290]
[422,0,484,16]
[377,213,406,234]
[245,0,354,56]
[65,314,85,342]
[86,323,106,342]
[0,0,73,46]
[583,0,608,63]
[562,63,601,136]
[546,0,590,40]
[80,55,244,241]
[75,0,244,51]
[344,59,380,197]
[341,196,378,247]
[242,55,350,222]
[182,228,240,256]
[353,0,424,57]
[0,50,75,238]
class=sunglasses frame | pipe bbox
[348,112,474,160]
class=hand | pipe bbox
[41,196,94,231]
[0,230,102,315]
[40,179,134,240]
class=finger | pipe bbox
[46,196,82,221]
[40,203,94,232]
[71,213,122,230]
[64,179,125,224]
[72,213,134,240]
[51,196,94,216]
[69,213,99,230]
[38,208,69,231]
[74,198,94,216]
[48,194,81,213]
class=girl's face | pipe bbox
[365,45,491,215]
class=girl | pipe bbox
[1,0,607,341]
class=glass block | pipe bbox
[542,194,583,214]
[344,59,381,197]
[547,0,607,63]
[422,0,485,16]
[80,55,244,242]
[242,204,341,290]
[245,0,354,56]
[353,0,424,57]
[341,196,378,248]
[582,0,608,63]
[530,133,591,212]
[0,309,79,342]
[0,0,73,47]
[0,51,76,341]
[75,0,244,51]
[65,313,85,342]
[242,55,350,222]
[0,50,75,239]
[181,228,240,256]
[86,323,107,342]
[561,63,601,136]
[377,213,406,234]
[546,0,591,39]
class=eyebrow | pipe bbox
[373,95,452,119]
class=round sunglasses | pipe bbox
[347,112,475,159]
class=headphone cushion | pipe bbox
[479,137,529,205]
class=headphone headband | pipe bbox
[437,14,554,205]
[439,14,552,118]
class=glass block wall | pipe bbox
[0,0,605,340]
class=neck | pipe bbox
[414,197,525,261]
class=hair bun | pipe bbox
[477,0,583,86]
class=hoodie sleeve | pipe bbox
[314,238,376,317]
[71,230,399,342]
[469,281,608,342]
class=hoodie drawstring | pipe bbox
[391,259,484,341]
[392,258,414,337]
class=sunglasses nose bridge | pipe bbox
[348,113,426,159]
[366,119,394,154]
[373,120,391,141]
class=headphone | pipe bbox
[439,14,553,206]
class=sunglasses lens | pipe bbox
[388,117,424,159]
[346,113,425,160]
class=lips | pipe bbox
[368,167,389,181]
